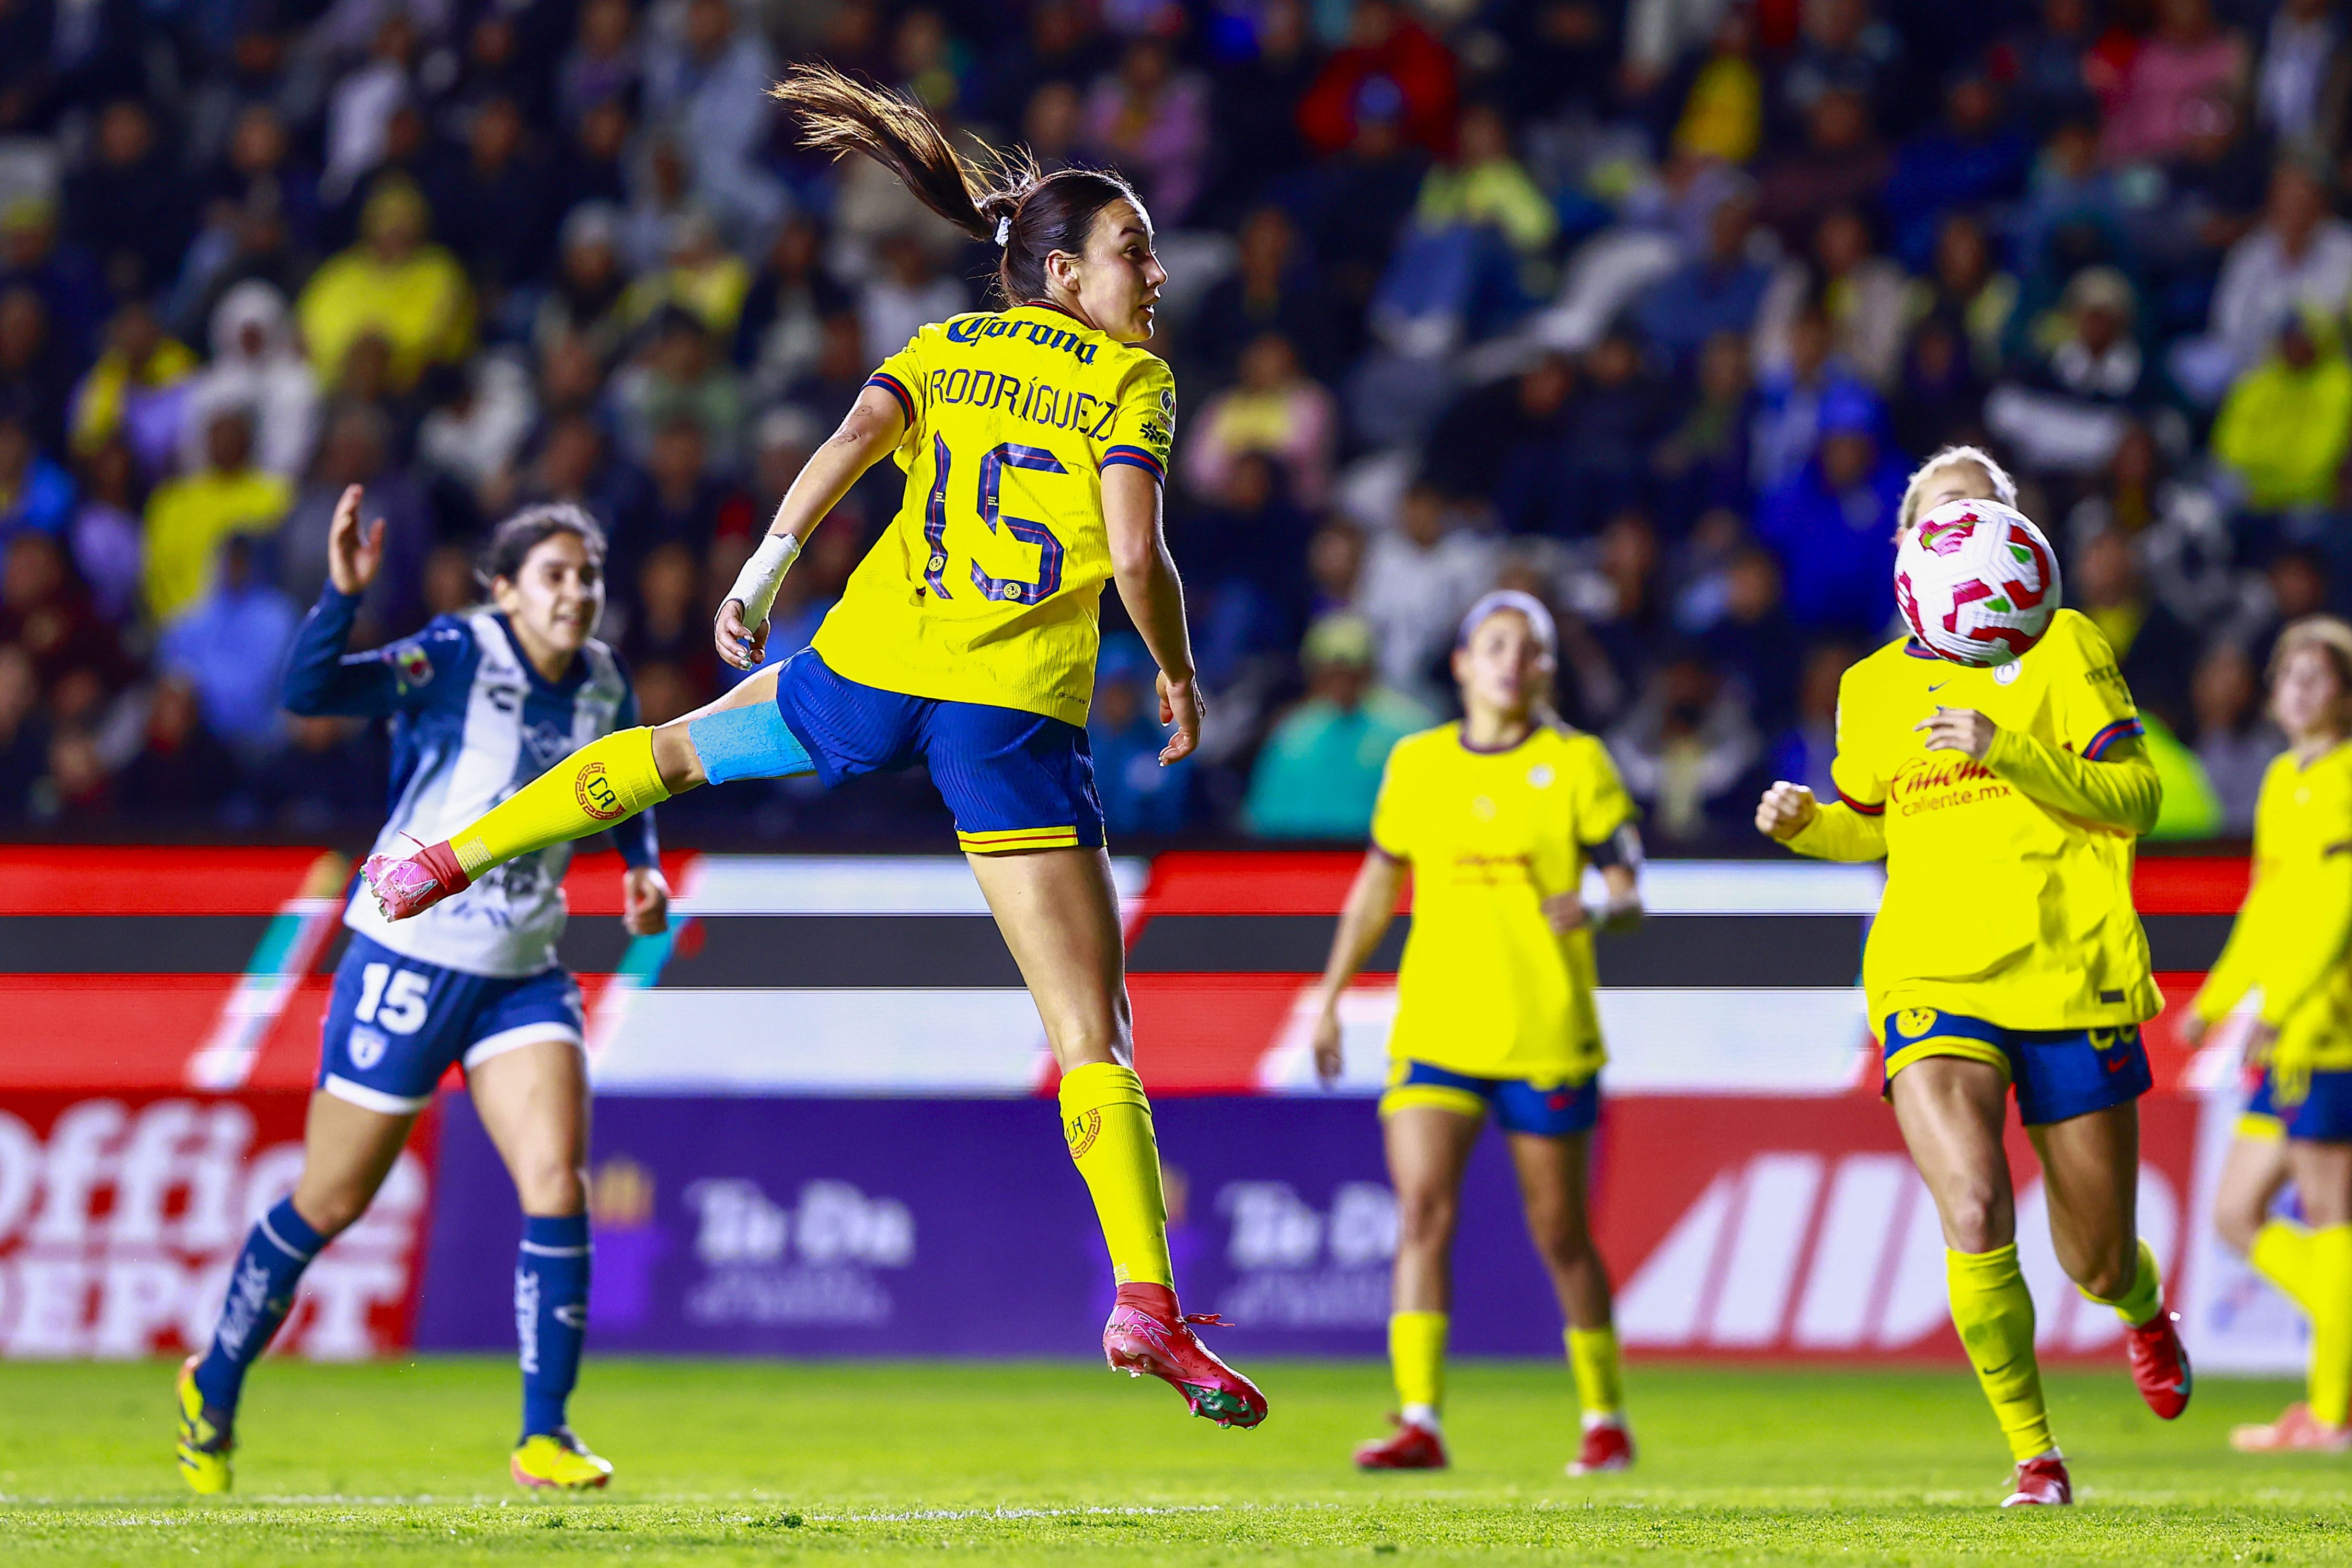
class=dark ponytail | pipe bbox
[772,63,1143,308]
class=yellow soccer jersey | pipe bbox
[813,304,1177,727]
[1830,609,2159,1029]
[1370,723,1638,1084]
[2197,743,2352,1076]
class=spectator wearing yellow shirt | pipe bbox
[2212,313,2352,512]
[68,299,197,466]
[619,210,751,340]
[142,408,292,625]
[296,177,475,394]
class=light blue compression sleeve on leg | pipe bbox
[686,701,815,785]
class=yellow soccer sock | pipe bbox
[2252,1219,2322,1316]
[2308,1226,2352,1428]
[2259,1221,2352,1427]
[2078,1237,2164,1327]
[1946,1244,2054,1462]
[451,727,671,878]
[1057,1062,1173,1289]
[1389,1310,1447,1420]
[1566,1325,1624,1422]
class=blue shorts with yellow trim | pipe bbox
[1881,1007,2151,1127]
[2242,1066,2352,1143]
[1380,1059,1600,1138]
[774,648,1104,854]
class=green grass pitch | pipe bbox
[4,1358,2350,1564]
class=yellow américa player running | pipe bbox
[356,64,1267,1428]
[1311,592,1644,1478]
[2202,616,2352,1453]
[1756,445,2187,1508]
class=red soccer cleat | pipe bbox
[1568,1417,1635,1476]
[2000,1454,2071,1506]
[359,837,470,921]
[2125,1309,2193,1420]
[2230,1402,2352,1452]
[1101,1283,1267,1429]
[1354,1415,1447,1470]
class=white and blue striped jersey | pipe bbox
[284,587,658,978]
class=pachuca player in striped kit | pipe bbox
[352,65,1266,1429]
[176,490,668,1494]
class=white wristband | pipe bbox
[725,532,801,628]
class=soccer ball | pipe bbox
[1894,499,2062,666]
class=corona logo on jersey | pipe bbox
[1895,499,2061,666]
[572,759,624,821]
[0,1092,433,1359]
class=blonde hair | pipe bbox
[1896,444,2019,535]
[2271,614,2352,691]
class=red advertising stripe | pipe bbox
[0,975,238,1088]
[556,851,697,916]
[0,847,332,915]
[1143,851,1404,917]
[2132,856,2250,915]
[1127,973,1311,1095]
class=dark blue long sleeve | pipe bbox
[281,587,397,717]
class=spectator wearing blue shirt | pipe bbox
[1089,636,1191,839]
[1754,384,1907,640]
[1635,187,1774,370]
[160,534,298,754]
[0,416,74,546]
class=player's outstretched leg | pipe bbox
[177,1194,328,1493]
[972,847,1266,1429]
[1068,1063,1267,1428]
[362,675,812,919]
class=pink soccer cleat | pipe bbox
[2125,1309,2193,1420]
[2230,1402,2352,1453]
[1102,1283,1267,1429]
[2000,1454,2072,1506]
[359,838,470,920]
[1568,1416,1635,1475]
[1354,1415,1447,1470]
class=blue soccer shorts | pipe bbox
[2241,1065,2352,1144]
[316,932,585,1114]
[773,648,1105,854]
[1380,1058,1601,1138]
[1880,1007,2152,1127]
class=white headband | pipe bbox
[1457,589,1558,654]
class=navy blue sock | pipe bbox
[194,1198,326,1413]
[516,1214,591,1439]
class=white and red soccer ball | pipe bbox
[1894,499,2062,666]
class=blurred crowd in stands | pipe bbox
[0,0,2343,845]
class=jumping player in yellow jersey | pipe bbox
[1756,444,2189,1507]
[355,64,1265,1429]
[2199,617,2352,1453]
[1309,592,1645,1478]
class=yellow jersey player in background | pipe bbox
[356,64,1266,1430]
[1309,591,1644,1478]
[2200,617,2352,1453]
[1755,444,2188,1507]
